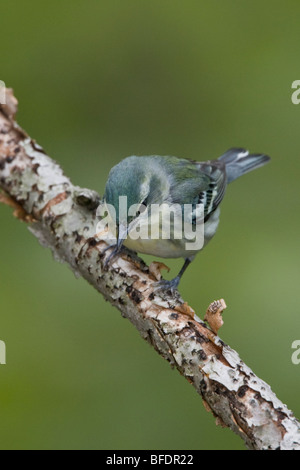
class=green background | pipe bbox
[0,0,300,450]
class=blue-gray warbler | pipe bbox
[103,148,270,291]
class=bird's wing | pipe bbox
[164,156,227,222]
[196,160,227,221]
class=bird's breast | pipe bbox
[124,206,220,259]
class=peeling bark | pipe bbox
[0,89,299,450]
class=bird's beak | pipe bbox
[117,223,128,249]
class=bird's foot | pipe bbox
[103,243,122,269]
[103,244,136,269]
[153,276,181,294]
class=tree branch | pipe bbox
[0,88,299,450]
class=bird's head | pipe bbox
[103,156,165,247]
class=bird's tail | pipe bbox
[218,148,270,183]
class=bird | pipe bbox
[102,148,270,291]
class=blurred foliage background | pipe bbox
[0,0,300,450]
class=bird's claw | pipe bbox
[103,244,121,269]
[153,276,180,294]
